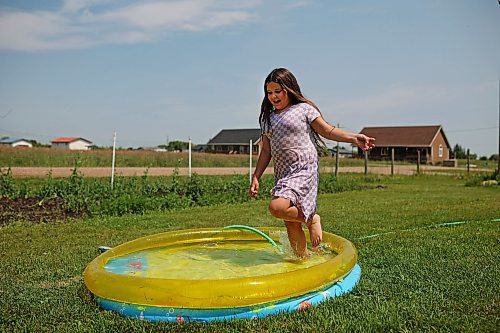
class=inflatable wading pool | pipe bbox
[83,227,361,322]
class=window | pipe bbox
[438,144,443,158]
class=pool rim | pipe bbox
[84,227,358,308]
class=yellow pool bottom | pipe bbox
[104,241,336,280]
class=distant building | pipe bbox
[51,137,92,150]
[0,138,33,148]
[329,146,355,158]
[207,129,261,154]
[358,125,451,164]
[193,144,208,153]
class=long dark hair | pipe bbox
[259,68,324,148]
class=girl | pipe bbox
[249,68,375,257]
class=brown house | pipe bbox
[358,125,451,165]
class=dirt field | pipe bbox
[8,165,470,177]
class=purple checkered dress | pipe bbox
[261,103,321,222]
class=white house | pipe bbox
[51,137,92,150]
[0,138,33,148]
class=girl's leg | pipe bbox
[284,221,307,257]
[269,197,322,247]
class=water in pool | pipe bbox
[105,236,336,280]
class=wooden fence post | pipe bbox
[417,149,421,174]
[111,131,116,190]
[249,139,253,185]
[188,138,192,178]
[467,148,470,174]
[391,148,395,176]
[335,142,339,177]
[364,150,368,176]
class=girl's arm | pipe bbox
[311,116,375,151]
[249,135,271,198]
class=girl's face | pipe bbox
[266,82,290,111]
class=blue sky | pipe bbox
[0,0,499,156]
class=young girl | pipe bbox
[249,68,375,257]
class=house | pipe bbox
[0,138,33,148]
[207,129,261,154]
[358,125,451,164]
[329,146,355,158]
[51,137,92,150]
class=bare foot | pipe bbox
[307,214,322,248]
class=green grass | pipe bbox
[0,175,499,332]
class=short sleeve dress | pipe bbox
[261,103,321,222]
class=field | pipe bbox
[1,172,499,332]
[1,146,496,169]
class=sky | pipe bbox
[0,0,499,156]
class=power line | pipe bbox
[446,126,498,133]
[0,127,55,139]
[0,109,12,119]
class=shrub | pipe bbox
[465,170,499,187]
[1,168,376,220]
[0,168,17,199]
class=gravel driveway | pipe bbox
[8,165,468,177]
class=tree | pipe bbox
[452,144,479,160]
[165,140,188,152]
[452,144,467,159]
[28,139,50,148]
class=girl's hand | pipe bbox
[249,177,259,198]
[354,134,376,151]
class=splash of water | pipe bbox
[276,231,295,257]
[274,230,333,260]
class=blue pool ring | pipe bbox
[95,264,361,322]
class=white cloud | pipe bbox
[61,0,116,13]
[326,81,498,140]
[0,1,258,51]
[332,84,454,115]
[94,2,209,29]
[91,1,253,31]
[286,0,313,9]
[0,11,62,50]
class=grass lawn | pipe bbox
[0,175,498,332]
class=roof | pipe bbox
[329,146,353,155]
[208,129,261,145]
[359,125,450,147]
[51,137,92,144]
[0,138,29,144]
